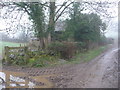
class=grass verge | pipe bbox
[3,44,107,68]
[36,45,108,68]
[66,46,107,64]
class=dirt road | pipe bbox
[2,46,118,88]
[50,46,118,88]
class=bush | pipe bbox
[28,55,58,67]
[47,41,64,56]
[76,42,87,52]
[48,41,77,59]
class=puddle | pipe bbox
[0,70,56,88]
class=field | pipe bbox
[0,41,25,54]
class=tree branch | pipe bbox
[55,2,67,15]
[55,2,73,22]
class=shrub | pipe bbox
[28,55,58,67]
[76,42,86,52]
[47,41,64,56]
[47,41,77,59]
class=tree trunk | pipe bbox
[48,33,51,44]
[48,2,56,42]
[38,38,45,50]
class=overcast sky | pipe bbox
[0,0,119,39]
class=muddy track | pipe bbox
[49,47,118,88]
[2,46,118,88]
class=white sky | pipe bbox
[0,0,119,39]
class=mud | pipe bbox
[0,70,58,88]
[1,46,118,88]
[49,47,118,88]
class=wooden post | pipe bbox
[20,44,21,47]
[5,46,10,64]
[24,47,29,64]
[5,73,10,87]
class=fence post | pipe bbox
[5,73,10,87]
[24,46,29,64]
[4,46,10,64]
[20,44,21,47]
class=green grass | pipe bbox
[66,46,107,64]
[41,46,107,68]
[0,41,26,54]
[1,41,107,68]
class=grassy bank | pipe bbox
[66,46,107,64]
[42,45,107,67]
[2,42,107,68]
